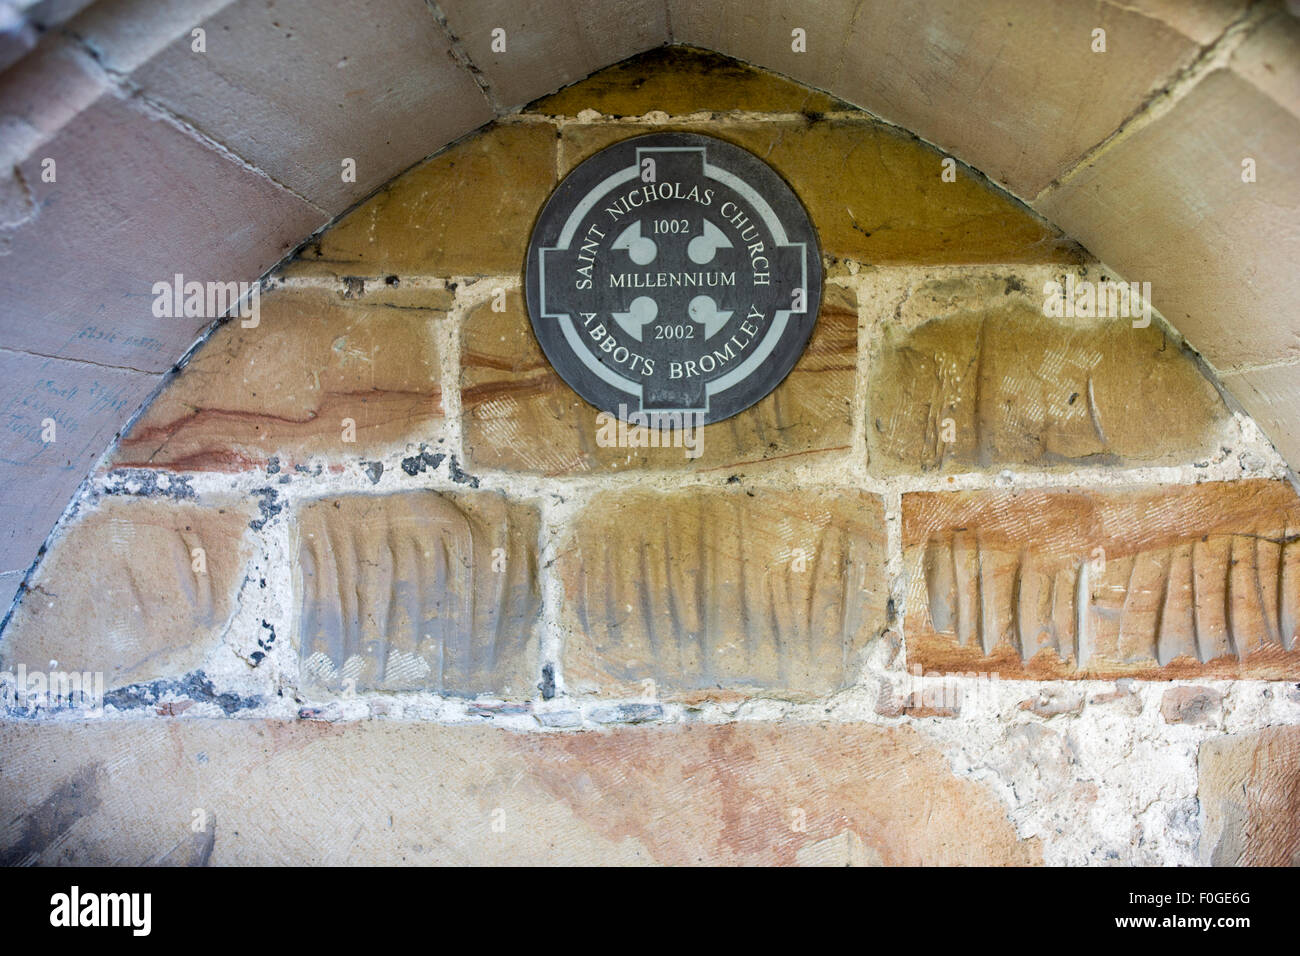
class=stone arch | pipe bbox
[0,10,1297,866]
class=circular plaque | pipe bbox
[524,132,822,425]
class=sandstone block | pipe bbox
[869,275,1231,472]
[0,496,257,689]
[559,487,887,698]
[283,123,557,278]
[1221,362,1300,482]
[121,0,493,211]
[671,0,1223,196]
[293,490,540,697]
[113,286,447,471]
[1038,67,1300,372]
[903,480,1300,679]
[0,92,321,373]
[1198,726,1300,866]
[561,118,1083,265]
[0,719,1039,865]
[0,351,158,593]
[439,0,668,109]
[461,286,857,475]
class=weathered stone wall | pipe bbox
[1,49,1297,866]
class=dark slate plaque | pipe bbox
[525,132,822,425]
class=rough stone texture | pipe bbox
[283,123,556,278]
[113,285,447,471]
[66,0,243,74]
[529,45,846,116]
[439,0,668,109]
[0,351,158,611]
[670,0,1237,196]
[119,0,493,210]
[1038,64,1300,373]
[1198,726,1300,866]
[294,491,540,697]
[559,488,888,699]
[561,118,1083,265]
[1222,362,1300,473]
[0,15,36,73]
[0,496,256,688]
[1229,5,1300,108]
[461,285,856,474]
[1160,685,1224,725]
[0,573,21,625]
[869,275,1231,473]
[795,828,881,866]
[0,92,322,372]
[1130,0,1253,44]
[0,34,104,184]
[0,720,1040,865]
[904,480,1300,680]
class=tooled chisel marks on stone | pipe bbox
[921,530,1300,670]
[1074,557,1091,668]
[1086,376,1107,446]
[564,491,886,696]
[155,813,216,866]
[296,492,539,695]
[1153,552,1172,665]
[0,764,103,865]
